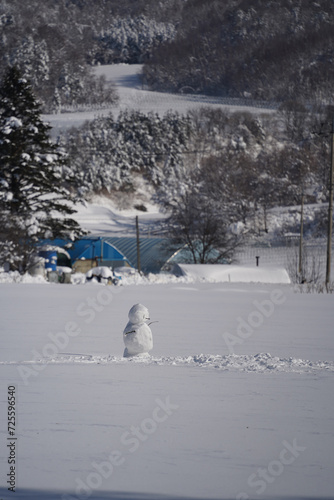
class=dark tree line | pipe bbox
[143,0,334,103]
[2,0,333,111]
[0,0,180,111]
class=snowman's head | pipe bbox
[128,303,150,324]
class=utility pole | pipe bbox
[136,216,141,274]
[326,117,334,289]
[298,193,304,280]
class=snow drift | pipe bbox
[176,263,291,284]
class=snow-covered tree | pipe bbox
[0,66,83,272]
[167,185,244,264]
[92,15,176,64]
[64,110,192,197]
[9,36,50,89]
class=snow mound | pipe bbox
[0,270,48,284]
[8,352,334,374]
[177,264,291,284]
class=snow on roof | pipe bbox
[38,244,71,259]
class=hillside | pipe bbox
[0,0,179,111]
[52,66,330,232]
[143,0,334,102]
[45,65,332,277]
[2,1,334,109]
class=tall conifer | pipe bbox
[0,67,83,271]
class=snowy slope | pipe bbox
[73,193,167,238]
[1,282,334,500]
[43,64,274,135]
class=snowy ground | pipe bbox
[43,64,275,136]
[1,64,333,500]
[1,279,334,500]
[73,192,167,239]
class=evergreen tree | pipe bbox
[0,66,84,272]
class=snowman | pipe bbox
[123,303,153,358]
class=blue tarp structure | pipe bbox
[38,237,130,269]
[68,237,129,267]
[38,236,185,274]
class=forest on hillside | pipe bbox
[62,103,332,238]
[1,0,334,110]
[0,0,180,111]
[143,0,334,102]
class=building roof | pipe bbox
[38,237,130,267]
[38,236,179,274]
[105,237,173,274]
[69,237,128,263]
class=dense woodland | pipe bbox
[143,0,334,102]
[0,0,179,111]
[0,0,334,109]
[1,0,334,108]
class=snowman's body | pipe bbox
[123,304,153,358]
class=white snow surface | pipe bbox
[177,264,291,284]
[43,64,274,135]
[1,281,334,500]
[1,64,333,500]
[72,192,166,238]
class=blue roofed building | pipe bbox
[37,236,187,275]
[38,237,131,274]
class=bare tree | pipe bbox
[166,154,246,264]
[278,100,308,142]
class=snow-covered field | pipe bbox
[1,64,333,500]
[1,279,334,500]
[43,64,274,136]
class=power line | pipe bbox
[133,145,232,157]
